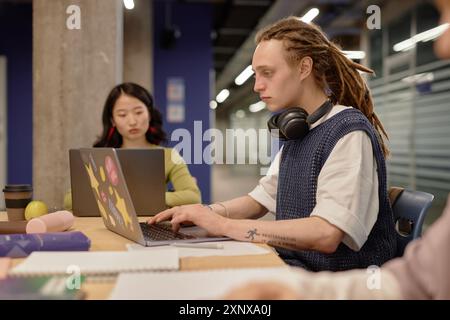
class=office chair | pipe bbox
[389,187,434,257]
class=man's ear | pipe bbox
[298,56,313,80]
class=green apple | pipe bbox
[25,200,48,221]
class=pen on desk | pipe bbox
[170,243,224,249]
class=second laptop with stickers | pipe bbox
[79,148,228,247]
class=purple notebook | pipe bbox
[0,232,91,258]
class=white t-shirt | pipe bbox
[248,105,379,251]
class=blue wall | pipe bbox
[153,1,212,203]
[0,3,33,184]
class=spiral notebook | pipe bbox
[9,250,179,276]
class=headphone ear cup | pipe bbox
[267,114,285,139]
[277,109,309,140]
[267,114,278,130]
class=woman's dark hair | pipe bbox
[93,82,167,147]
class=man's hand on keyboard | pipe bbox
[147,204,227,237]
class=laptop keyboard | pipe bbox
[140,223,196,241]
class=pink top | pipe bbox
[281,194,450,300]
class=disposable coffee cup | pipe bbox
[2,185,33,221]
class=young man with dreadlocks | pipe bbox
[224,0,450,299]
[148,17,397,271]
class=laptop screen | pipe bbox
[79,148,145,245]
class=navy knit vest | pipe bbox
[276,108,396,271]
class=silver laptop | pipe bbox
[69,148,166,216]
[79,148,229,247]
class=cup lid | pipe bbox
[2,184,33,192]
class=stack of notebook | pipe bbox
[9,249,179,277]
[0,232,91,258]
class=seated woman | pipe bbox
[66,82,201,209]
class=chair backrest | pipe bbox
[389,187,434,257]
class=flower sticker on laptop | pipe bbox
[105,156,119,186]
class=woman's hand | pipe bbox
[147,204,229,236]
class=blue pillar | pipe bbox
[0,3,33,184]
[153,1,212,203]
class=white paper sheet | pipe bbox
[126,240,273,257]
[110,266,299,300]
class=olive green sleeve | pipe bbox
[164,148,202,207]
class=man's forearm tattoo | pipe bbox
[245,228,260,241]
[244,228,298,249]
[262,233,299,250]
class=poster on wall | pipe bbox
[166,78,185,123]
[167,103,185,123]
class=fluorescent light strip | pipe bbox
[249,101,266,113]
[123,0,135,10]
[235,65,254,86]
[299,8,320,24]
[342,51,366,60]
[393,23,450,52]
[216,89,230,103]
[415,23,449,42]
[209,100,218,110]
[393,38,416,52]
[401,72,434,84]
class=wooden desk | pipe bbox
[0,212,285,299]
